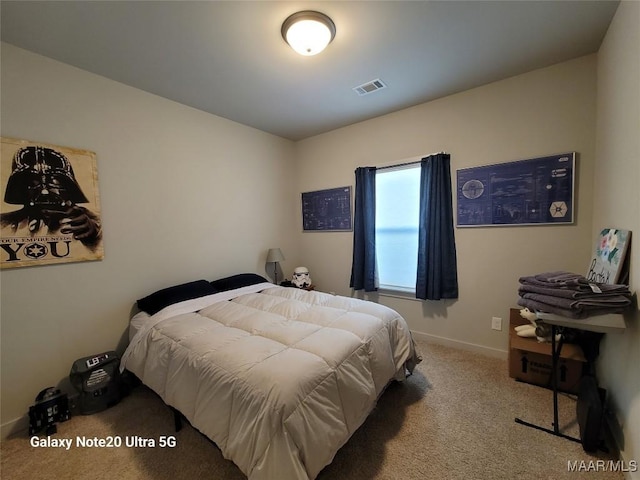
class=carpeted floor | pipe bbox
[1,339,623,479]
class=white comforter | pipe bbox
[122,283,420,480]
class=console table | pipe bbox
[514,312,626,442]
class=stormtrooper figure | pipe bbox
[292,266,312,289]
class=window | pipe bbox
[351,154,457,299]
[375,165,421,293]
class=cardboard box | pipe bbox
[508,308,586,394]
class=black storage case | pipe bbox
[70,351,121,414]
[28,387,70,435]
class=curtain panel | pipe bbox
[349,167,377,291]
[416,153,459,300]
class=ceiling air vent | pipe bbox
[353,78,387,96]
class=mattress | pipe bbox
[122,283,420,480]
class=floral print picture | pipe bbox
[587,228,631,285]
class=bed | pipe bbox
[121,273,421,480]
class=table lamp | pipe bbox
[266,248,285,285]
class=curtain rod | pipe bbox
[376,152,447,171]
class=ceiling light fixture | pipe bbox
[281,11,336,56]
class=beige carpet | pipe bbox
[1,339,623,480]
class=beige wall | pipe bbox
[594,0,640,472]
[2,10,638,466]
[0,44,299,434]
[295,55,597,356]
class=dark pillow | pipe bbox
[210,273,269,292]
[137,280,217,315]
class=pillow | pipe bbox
[137,280,217,315]
[210,273,269,292]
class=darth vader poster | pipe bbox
[1,137,103,269]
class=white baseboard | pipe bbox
[620,451,640,480]
[411,330,508,360]
[2,414,28,440]
[604,411,639,479]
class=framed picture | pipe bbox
[456,153,575,227]
[1,137,103,269]
[587,228,631,285]
[301,186,352,231]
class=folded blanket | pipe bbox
[517,270,632,319]
[518,283,631,299]
[521,292,631,310]
[519,271,589,287]
[519,271,629,292]
[517,297,628,319]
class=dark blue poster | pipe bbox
[456,153,575,227]
[302,186,352,231]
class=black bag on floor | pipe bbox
[70,351,121,414]
[576,375,606,452]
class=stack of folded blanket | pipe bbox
[517,271,632,319]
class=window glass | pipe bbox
[375,166,420,292]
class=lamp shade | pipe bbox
[266,248,285,263]
[281,11,336,56]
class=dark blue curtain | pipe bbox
[350,167,377,291]
[416,154,458,300]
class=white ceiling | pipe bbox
[1,1,619,141]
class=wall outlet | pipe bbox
[491,317,502,331]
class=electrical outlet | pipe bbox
[491,317,502,331]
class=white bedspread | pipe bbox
[122,284,420,480]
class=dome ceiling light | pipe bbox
[281,11,336,56]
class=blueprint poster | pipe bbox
[301,186,352,231]
[456,153,575,226]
